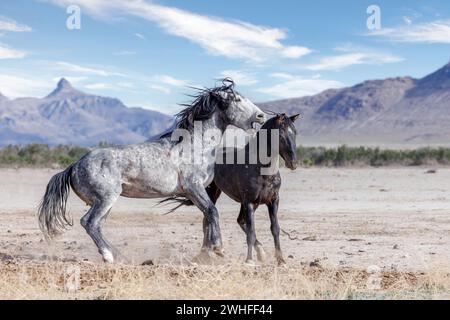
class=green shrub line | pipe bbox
[296,145,450,167]
[1,143,450,168]
[0,144,90,168]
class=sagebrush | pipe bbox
[2,144,450,168]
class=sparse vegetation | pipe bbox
[297,145,450,167]
[0,144,89,168]
[1,144,450,168]
[0,261,449,300]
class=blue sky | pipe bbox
[0,0,449,114]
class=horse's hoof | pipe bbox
[244,259,257,267]
[275,249,285,266]
[256,246,267,262]
[101,250,114,264]
[213,246,225,257]
[192,250,213,265]
[276,257,286,266]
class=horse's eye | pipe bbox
[235,97,241,102]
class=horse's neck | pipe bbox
[202,113,227,133]
[191,113,226,155]
[245,129,277,166]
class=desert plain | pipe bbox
[0,167,449,299]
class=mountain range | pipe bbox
[0,61,449,147]
[0,78,173,146]
[260,61,450,146]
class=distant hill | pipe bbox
[2,62,450,147]
[0,78,174,146]
[260,61,450,146]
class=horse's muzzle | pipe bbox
[286,161,298,170]
[255,113,266,123]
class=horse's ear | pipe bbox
[290,114,300,122]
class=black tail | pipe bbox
[38,165,74,238]
[157,197,194,214]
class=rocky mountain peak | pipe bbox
[407,60,450,97]
[57,78,72,89]
[46,78,83,98]
[0,79,174,146]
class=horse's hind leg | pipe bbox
[206,182,221,204]
[267,197,285,265]
[237,205,266,262]
[81,194,119,263]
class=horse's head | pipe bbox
[263,114,300,170]
[216,85,266,131]
[175,79,265,133]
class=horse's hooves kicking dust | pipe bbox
[255,245,267,262]
[244,259,257,267]
[191,250,224,265]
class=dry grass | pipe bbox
[1,260,450,300]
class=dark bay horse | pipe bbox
[166,114,299,265]
[211,114,299,265]
[38,79,266,263]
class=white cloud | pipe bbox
[151,74,189,87]
[0,17,29,60]
[303,46,403,71]
[258,74,343,99]
[0,43,27,59]
[270,72,294,80]
[148,84,170,94]
[0,74,51,97]
[0,16,32,32]
[84,82,114,90]
[48,0,311,62]
[53,61,126,77]
[403,16,413,26]
[117,82,135,88]
[145,74,191,94]
[281,46,311,58]
[220,70,258,86]
[368,19,450,44]
[84,81,137,91]
[134,33,145,40]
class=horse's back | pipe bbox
[214,158,281,204]
[70,143,180,200]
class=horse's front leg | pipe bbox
[267,197,285,265]
[237,206,266,262]
[185,183,224,257]
[243,203,257,265]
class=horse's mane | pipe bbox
[255,114,297,146]
[260,113,296,131]
[259,112,290,132]
[260,116,279,130]
[175,78,237,131]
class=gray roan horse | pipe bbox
[165,114,299,265]
[38,79,266,263]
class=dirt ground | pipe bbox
[1,167,450,299]
[0,167,450,299]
